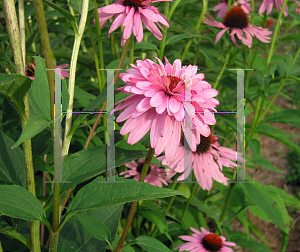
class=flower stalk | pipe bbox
[180,182,198,223]
[114,148,155,252]
[213,44,231,89]
[181,0,207,62]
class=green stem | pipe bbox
[87,16,101,94]
[180,183,198,223]
[159,0,182,60]
[0,241,2,252]
[18,0,25,64]
[150,177,181,237]
[4,0,40,251]
[219,183,235,226]
[213,45,231,90]
[130,34,134,64]
[92,0,105,91]
[33,0,55,122]
[52,1,89,252]
[227,0,232,12]
[114,148,155,252]
[181,0,207,62]
[48,233,59,252]
[62,0,89,161]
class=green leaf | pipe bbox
[74,213,111,243]
[58,205,123,252]
[230,231,273,252]
[0,75,32,119]
[62,78,69,113]
[0,131,26,187]
[262,110,300,127]
[0,223,32,249]
[42,0,78,33]
[248,139,260,156]
[64,176,186,220]
[288,11,300,23]
[0,73,14,84]
[135,236,173,252]
[74,85,97,107]
[134,42,157,50]
[60,146,147,193]
[115,140,147,151]
[243,183,291,234]
[249,157,285,173]
[0,185,48,223]
[280,34,300,42]
[68,0,95,13]
[258,183,300,209]
[12,116,52,148]
[28,56,51,120]
[139,208,168,234]
[48,24,75,35]
[165,34,202,45]
[0,52,14,68]
[69,89,106,138]
[256,124,300,153]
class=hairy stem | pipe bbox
[219,183,235,226]
[213,45,231,89]
[180,183,198,223]
[4,0,40,250]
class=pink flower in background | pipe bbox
[25,62,69,80]
[258,0,288,17]
[119,158,171,187]
[291,0,300,14]
[213,0,251,19]
[93,0,172,46]
[204,6,272,48]
[113,57,219,163]
[161,133,244,190]
[175,227,236,252]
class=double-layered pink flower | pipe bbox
[213,0,251,19]
[93,0,172,46]
[175,227,236,252]
[114,57,219,163]
[161,133,244,190]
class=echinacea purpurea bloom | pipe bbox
[258,0,288,17]
[175,227,236,252]
[213,0,251,19]
[25,62,70,80]
[93,0,172,46]
[113,57,219,163]
[204,6,272,48]
[161,133,244,190]
[119,158,171,187]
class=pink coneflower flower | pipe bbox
[93,0,172,47]
[213,0,251,19]
[113,57,219,163]
[204,6,272,48]
[258,0,288,17]
[25,62,70,80]
[119,158,171,187]
[161,133,244,190]
[175,227,236,252]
